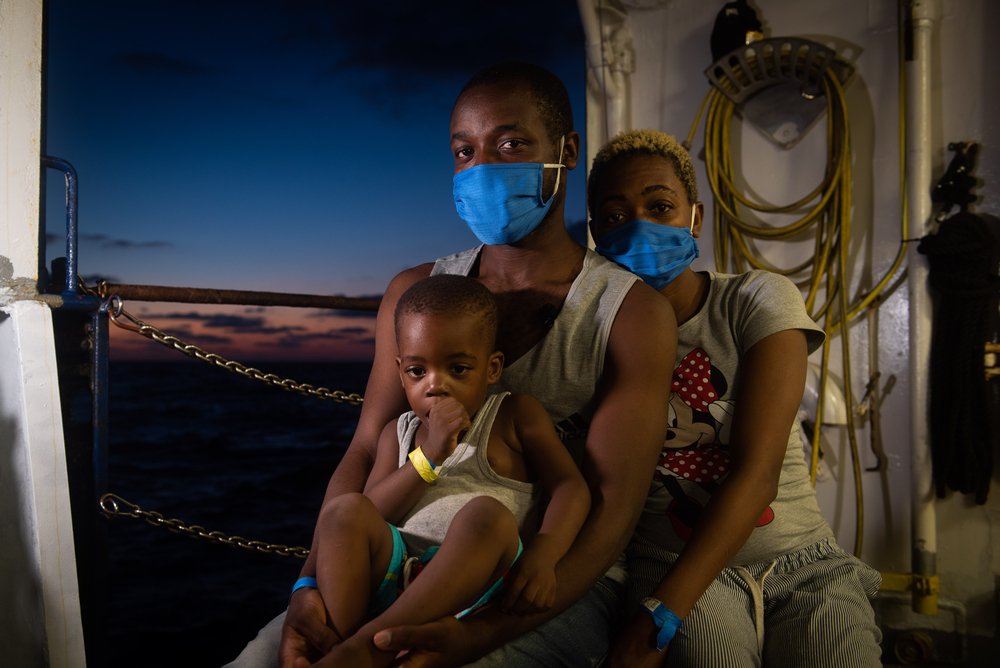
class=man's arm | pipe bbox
[539,280,675,601]
[375,281,676,666]
[499,393,591,613]
[279,263,432,667]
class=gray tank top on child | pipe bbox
[431,246,638,582]
[396,392,535,554]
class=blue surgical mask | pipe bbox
[595,211,700,290]
[453,138,565,245]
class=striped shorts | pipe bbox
[626,537,883,667]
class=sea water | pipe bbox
[102,360,370,667]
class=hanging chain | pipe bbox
[99,493,310,559]
[91,280,364,406]
[81,278,358,558]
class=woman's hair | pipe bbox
[394,274,499,350]
[587,129,699,213]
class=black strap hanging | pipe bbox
[917,142,1000,504]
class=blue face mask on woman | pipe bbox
[595,210,700,290]
[453,138,565,245]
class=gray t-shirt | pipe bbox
[635,270,832,565]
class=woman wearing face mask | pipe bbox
[589,129,882,668]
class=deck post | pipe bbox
[1,0,88,665]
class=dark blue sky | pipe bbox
[42,0,588,360]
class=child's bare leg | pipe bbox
[315,492,396,640]
[321,496,521,668]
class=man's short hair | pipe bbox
[395,274,499,350]
[587,129,699,214]
[457,62,573,144]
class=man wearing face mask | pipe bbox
[225,63,675,668]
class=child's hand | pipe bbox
[423,396,471,463]
[498,539,559,614]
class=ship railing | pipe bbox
[43,155,377,560]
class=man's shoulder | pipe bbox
[619,277,675,316]
[384,263,435,300]
[610,279,677,347]
[398,262,435,280]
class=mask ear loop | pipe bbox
[543,136,566,200]
[689,205,697,233]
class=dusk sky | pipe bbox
[42,0,588,361]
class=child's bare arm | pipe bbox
[364,397,470,525]
[363,420,430,525]
[500,394,591,613]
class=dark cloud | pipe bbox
[295,1,581,76]
[266,0,584,111]
[138,310,318,337]
[101,239,173,250]
[110,51,212,78]
[141,311,265,328]
[50,232,175,250]
[159,324,233,346]
[336,326,371,336]
[307,307,378,321]
[48,232,102,243]
[75,1,583,117]
[269,325,373,349]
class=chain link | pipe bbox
[100,493,310,559]
[84,278,357,558]
[95,281,364,406]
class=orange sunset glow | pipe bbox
[108,303,378,363]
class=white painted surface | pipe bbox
[0,302,86,668]
[0,0,44,284]
[1,0,87,665]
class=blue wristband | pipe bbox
[641,597,683,651]
[291,576,318,595]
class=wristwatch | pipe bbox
[640,596,683,651]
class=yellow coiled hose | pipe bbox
[684,53,909,557]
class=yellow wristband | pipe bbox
[408,447,438,483]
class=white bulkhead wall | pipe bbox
[1,0,86,665]
[583,0,998,645]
